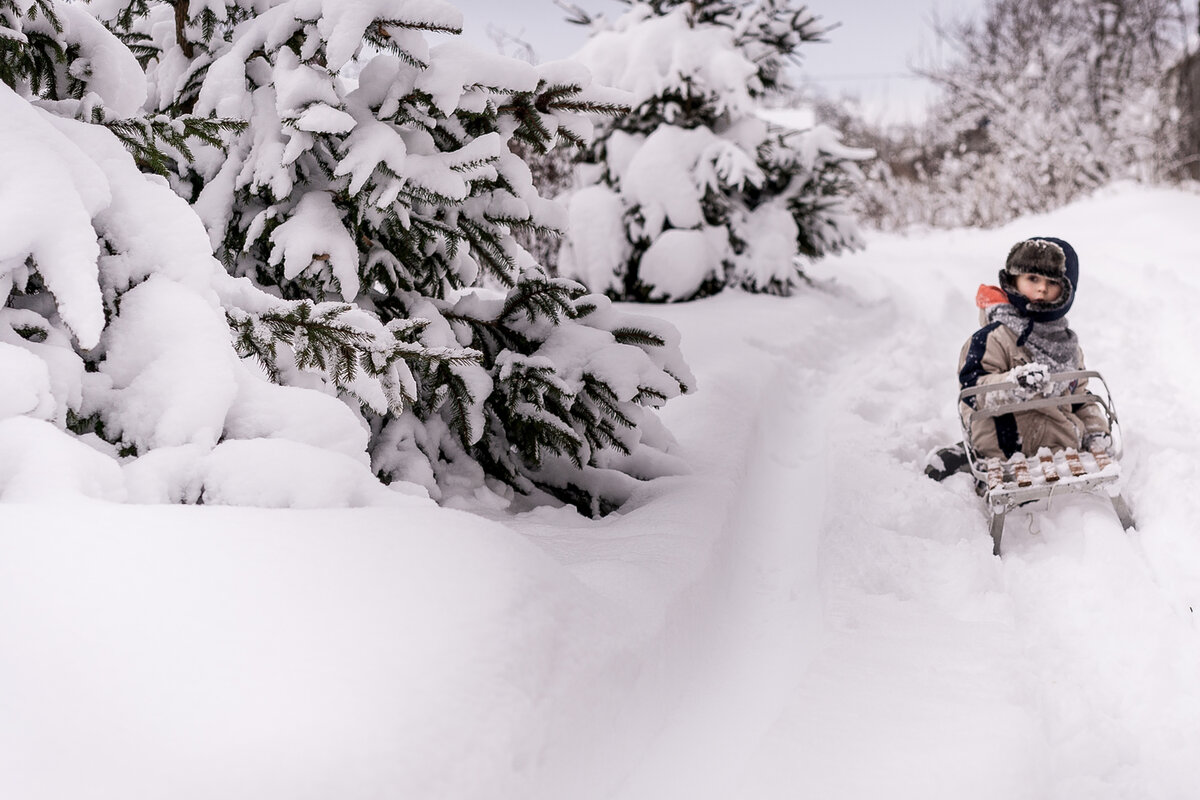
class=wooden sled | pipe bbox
[958,370,1135,555]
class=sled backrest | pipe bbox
[957,369,1123,476]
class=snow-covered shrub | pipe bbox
[0,0,392,505]
[556,0,871,301]
[82,0,694,514]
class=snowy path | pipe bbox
[611,188,1200,799]
[617,286,1050,800]
[609,295,838,799]
[728,286,1049,800]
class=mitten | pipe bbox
[1082,431,1113,454]
[1008,362,1050,399]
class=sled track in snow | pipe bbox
[612,330,836,800]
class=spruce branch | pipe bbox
[0,27,64,96]
[610,326,667,348]
[436,367,481,446]
[500,270,584,324]
[457,218,519,287]
[438,309,527,362]
[370,16,463,38]
[498,372,585,467]
[553,124,588,149]
[663,366,692,395]
[101,111,246,177]
[553,0,596,26]
[582,374,633,422]
[630,386,669,405]
[228,301,480,416]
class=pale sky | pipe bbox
[447,0,987,125]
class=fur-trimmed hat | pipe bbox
[1004,239,1066,281]
[997,237,1079,322]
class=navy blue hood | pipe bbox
[998,236,1078,322]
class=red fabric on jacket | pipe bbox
[975,284,1009,309]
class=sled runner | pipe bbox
[958,370,1135,555]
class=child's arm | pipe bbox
[958,324,1016,392]
[958,326,1053,407]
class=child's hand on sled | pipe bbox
[1009,362,1052,398]
[1082,432,1113,455]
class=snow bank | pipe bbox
[98,277,239,452]
[0,501,620,800]
[199,439,401,507]
[0,417,126,502]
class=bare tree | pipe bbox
[902,0,1192,226]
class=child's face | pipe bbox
[1014,273,1063,304]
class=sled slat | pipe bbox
[1039,452,1060,482]
[1065,450,1087,477]
[986,457,1004,490]
[1091,446,1113,470]
[1012,454,1033,487]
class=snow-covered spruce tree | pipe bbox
[913,0,1191,227]
[94,0,694,514]
[556,0,871,302]
[0,0,397,505]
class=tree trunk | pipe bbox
[174,0,195,59]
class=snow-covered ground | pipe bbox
[6,182,1200,799]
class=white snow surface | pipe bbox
[6,182,1200,798]
[558,184,630,294]
[53,2,149,117]
[269,190,361,300]
[0,84,108,347]
[638,227,720,300]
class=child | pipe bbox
[926,237,1111,481]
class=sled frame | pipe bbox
[958,370,1135,555]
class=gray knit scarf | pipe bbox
[987,303,1080,373]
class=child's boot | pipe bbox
[925,442,969,481]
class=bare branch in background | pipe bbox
[485,23,537,62]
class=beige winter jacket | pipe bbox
[958,322,1109,460]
